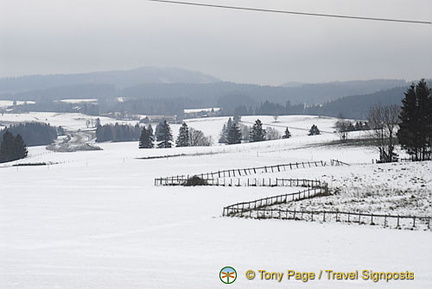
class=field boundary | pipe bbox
[154,159,348,186]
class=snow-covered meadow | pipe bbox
[1,112,431,288]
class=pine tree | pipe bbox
[218,124,227,143]
[308,124,321,136]
[218,118,233,143]
[282,127,291,139]
[176,122,190,147]
[0,131,15,163]
[226,122,242,144]
[139,126,154,149]
[14,134,28,159]
[398,79,432,161]
[156,120,173,148]
[148,124,154,146]
[0,131,28,163]
[250,119,266,142]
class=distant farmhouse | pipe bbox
[140,115,178,124]
[184,107,221,118]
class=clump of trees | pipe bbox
[335,119,369,141]
[0,123,58,146]
[397,79,432,161]
[0,131,28,163]
[96,123,141,142]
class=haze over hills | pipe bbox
[0,66,221,94]
[0,66,429,119]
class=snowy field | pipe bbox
[1,112,431,288]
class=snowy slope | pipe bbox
[0,113,431,289]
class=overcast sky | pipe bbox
[0,0,431,85]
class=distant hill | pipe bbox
[310,79,432,119]
[1,66,429,118]
[305,86,407,119]
[281,79,408,104]
[0,67,221,94]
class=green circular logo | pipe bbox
[219,266,237,284]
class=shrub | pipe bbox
[183,175,208,186]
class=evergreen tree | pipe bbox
[218,118,233,143]
[0,131,28,163]
[282,127,291,139]
[14,134,28,160]
[250,119,266,142]
[218,124,227,143]
[0,131,15,163]
[308,124,321,136]
[226,122,242,144]
[148,124,154,145]
[156,120,173,148]
[176,122,190,147]
[397,79,432,161]
[139,125,154,149]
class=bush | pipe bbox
[183,175,208,186]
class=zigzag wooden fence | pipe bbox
[154,160,348,186]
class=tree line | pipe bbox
[96,123,141,142]
[0,131,28,163]
[0,122,59,146]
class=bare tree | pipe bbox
[367,104,400,163]
[335,113,352,141]
[189,128,212,146]
[266,127,281,140]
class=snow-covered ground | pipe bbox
[0,112,431,288]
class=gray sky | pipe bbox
[0,0,431,85]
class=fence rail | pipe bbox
[237,208,431,230]
[154,160,349,186]
[223,186,327,216]
[155,176,323,187]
